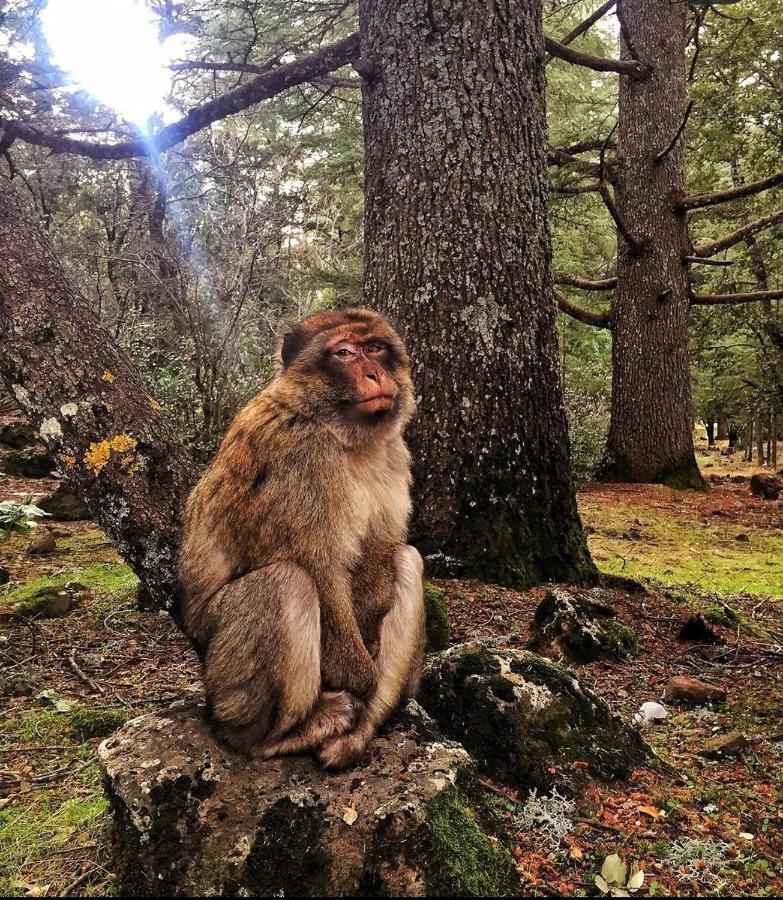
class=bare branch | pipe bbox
[683,256,734,267]
[682,170,783,210]
[548,146,601,175]
[545,1,617,64]
[599,181,646,253]
[544,36,650,79]
[691,209,783,258]
[654,99,693,164]
[2,33,360,160]
[560,137,616,155]
[691,288,783,305]
[555,274,617,290]
[556,290,612,328]
[552,179,603,195]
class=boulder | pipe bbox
[37,483,91,521]
[701,731,748,760]
[663,676,726,707]
[418,641,648,791]
[98,700,520,898]
[749,473,782,500]
[27,528,56,555]
[0,420,35,449]
[0,448,54,478]
[528,588,639,663]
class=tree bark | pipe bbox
[717,414,729,442]
[360,0,595,585]
[600,0,703,489]
[0,175,196,613]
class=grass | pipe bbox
[580,499,783,600]
[0,562,137,613]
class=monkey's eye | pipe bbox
[333,347,354,359]
[365,343,386,355]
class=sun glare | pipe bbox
[40,0,187,128]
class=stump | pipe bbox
[99,700,520,897]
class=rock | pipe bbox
[750,473,782,500]
[0,448,54,478]
[99,700,520,897]
[423,582,450,652]
[735,532,750,542]
[528,588,639,663]
[27,528,56,555]
[677,616,724,645]
[663,676,726,707]
[730,474,747,484]
[10,585,72,618]
[701,731,748,760]
[0,420,35,449]
[37,483,91,521]
[0,565,9,586]
[418,641,649,790]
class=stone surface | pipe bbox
[418,641,649,790]
[749,473,782,500]
[701,730,748,760]
[528,587,639,663]
[423,582,450,652]
[0,447,54,478]
[37,482,91,521]
[26,528,56,555]
[663,676,726,707]
[99,700,520,897]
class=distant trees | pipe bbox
[553,0,783,485]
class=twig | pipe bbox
[655,100,693,164]
[67,649,104,694]
[59,866,105,897]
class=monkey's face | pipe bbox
[277,309,415,435]
[324,334,400,422]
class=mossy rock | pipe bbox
[0,448,54,478]
[37,483,91,521]
[7,585,73,619]
[69,705,129,740]
[99,699,520,896]
[528,587,639,663]
[419,640,649,791]
[424,582,450,652]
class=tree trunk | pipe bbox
[757,409,765,466]
[706,420,715,446]
[360,0,595,586]
[717,414,729,442]
[600,0,703,489]
[0,174,196,613]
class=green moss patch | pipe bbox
[68,705,129,741]
[427,788,518,897]
[424,582,450,652]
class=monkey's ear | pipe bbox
[281,328,307,368]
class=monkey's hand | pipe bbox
[321,627,378,700]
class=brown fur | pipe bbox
[179,308,424,766]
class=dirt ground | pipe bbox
[1,440,782,896]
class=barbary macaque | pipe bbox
[178,308,425,769]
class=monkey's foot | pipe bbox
[318,729,371,770]
[257,691,361,760]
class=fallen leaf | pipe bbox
[342,805,358,826]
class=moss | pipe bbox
[68,705,129,740]
[1,562,137,613]
[426,788,518,897]
[661,462,707,492]
[608,621,639,659]
[424,582,450,651]
[10,586,72,619]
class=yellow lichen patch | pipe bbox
[84,434,138,476]
[101,370,115,383]
[148,396,162,411]
[58,453,77,468]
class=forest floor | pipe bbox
[1,438,782,896]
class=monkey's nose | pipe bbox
[366,370,379,383]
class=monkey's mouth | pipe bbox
[356,395,396,415]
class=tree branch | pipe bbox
[2,33,361,159]
[555,274,617,290]
[555,290,612,327]
[599,181,646,253]
[560,137,616,155]
[691,209,783,258]
[545,1,617,64]
[691,288,783,305]
[544,36,650,79]
[654,99,693,164]
[552,179,603,195]
[682,170,783,210]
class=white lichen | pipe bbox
[39,417,62,441]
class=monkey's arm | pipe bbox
[312,567,378,700]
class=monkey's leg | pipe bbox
[257,691,362,759]
[319,545,425,770]
[204,563,322,755]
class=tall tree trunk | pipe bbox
[0,174,196,613]
[717,413,729,441]
[757,409,765,466]
[706,420,715,446]
[600,0,703,489]
[360,0,595,586]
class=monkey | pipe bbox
[178,308,425,769]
